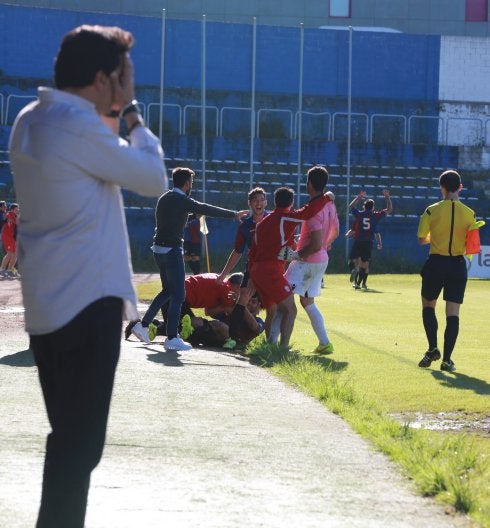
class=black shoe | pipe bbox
[124,319,140,340]
[441,359,456,372]
[418,347,441,368]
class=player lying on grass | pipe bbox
[127,291,264,350]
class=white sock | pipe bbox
[305,303,329,345]
[268,312,282,344]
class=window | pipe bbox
[329,0,351,18]
[465,0,488,21]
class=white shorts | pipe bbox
[285,260,328,298]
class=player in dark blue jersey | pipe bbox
[217,187,268,284]
[217,187,268,347]
[349,189,392,289]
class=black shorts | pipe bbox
[350,240,372,262]
[184,241,201,256]
[420,254,468,304]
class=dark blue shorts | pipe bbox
[350,240,372,262]
[420,254,468,304]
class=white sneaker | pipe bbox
[131,321,151,344]
[163,335,192,351]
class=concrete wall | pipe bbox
[438,36,490,147]
[2,0,490,36]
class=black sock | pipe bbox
[229,304,245,339]
[357,269,365,286]
[189,260,201,274]
[362,273,369,286]
[443,316,459,362]
[422,307,438,351]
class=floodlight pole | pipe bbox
[201,14,207,202]
[296,23,304,208]
[249,17,257,190]
[345,26,353,261]
[158,9,166,143]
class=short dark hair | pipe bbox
[8,203,19,211]
[364,199,374,210]
[439,170,461,193]
[227,272,244,286]
[172,167,194,188]
[307,165,329,192]
[274,187,294,208]
[248,187,266,201]
[55,25,134,89]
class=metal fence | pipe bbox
[4,93,490,148]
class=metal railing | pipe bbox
[2,92,490,147]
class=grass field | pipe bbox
[137,274,490,527]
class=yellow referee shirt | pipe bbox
[417,199,475,256]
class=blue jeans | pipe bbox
[142,248,186,338]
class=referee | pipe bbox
[417,170,477,372]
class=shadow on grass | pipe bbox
[0,348,36,367]
[431,370,490,395]
[307,354,349,372]
[358,288,383,294]
[248,343,348,372]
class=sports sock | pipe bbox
[228,304,245,339]
[422,307,438,351]
[356,268,366,286]
[443,316,459,362]
[304,303,328,345]
[189,260,201,274]
[362,273,369,286]
[268,312,282,344]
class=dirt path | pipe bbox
[0,276,476,527]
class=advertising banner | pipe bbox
[466,245,490,279]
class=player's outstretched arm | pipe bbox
[349,191,366,210]
[217,250,242,284]
[383,189,393,214]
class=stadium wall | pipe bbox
[125,209,431,273]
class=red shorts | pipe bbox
[250,260,292,309]
[2,236,16,253]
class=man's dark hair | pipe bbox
[307,165,329,192]
[439,170,461,193]
[172,167,194,189]
[248,187,266,201]
[227,272,244,286]
[55,25,134,89]
[364,199,374,211]
[274,187,294,208]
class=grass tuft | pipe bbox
[246,339,489,526]
[137,274,490,527]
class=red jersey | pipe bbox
[249,193,331,263]
[185,272,234,309]
[1,210,17,241]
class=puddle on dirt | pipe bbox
[390,412,490,437]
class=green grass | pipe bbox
[136,274,490,527]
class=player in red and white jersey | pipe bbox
[249,186,331,346]
[282,166,339,354]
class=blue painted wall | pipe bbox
[0,4,440,103]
